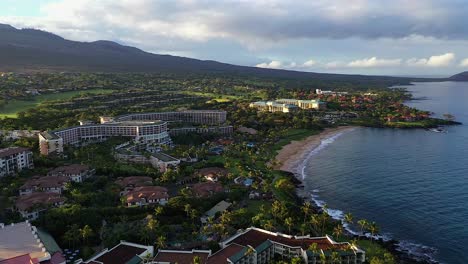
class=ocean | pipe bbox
[301,82,468,264]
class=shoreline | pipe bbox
[274,126,357,175]
[273,125,436,264]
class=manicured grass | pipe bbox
[272,129,320,153]
[182,91,241,102]
[0,89,116,118]
[357,240,396,263]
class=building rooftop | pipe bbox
[197,167,229,178]
[151,152,179,162]
[20,176,70,191]
[48,164,91,176]
[15,193,65,211]
[115,176,153,189]
[0,222,48,262]
[126,186,169,204]
[39,131,59,140]
[0,147,31,158]
[153,249,211,264]
[85,242,152,264]
[206,244,245,264]
[192,182,224,197]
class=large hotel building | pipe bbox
[39,110,228,156]
[250,99,326,113]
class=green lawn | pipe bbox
[181,91,241,102]
[0,89,116,118]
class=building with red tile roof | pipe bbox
[153,249,211,264]
[196,167,229,182]
[15,193,65,220]
[152,227,365,264]
[125,186,169,207]
[0,147,34,177]
[115,176,153,195]
[83,241,153,264]
[47,164,95,183]
[19,176,71,196]
[191,182,224,198]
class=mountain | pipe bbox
[449,71,468,81]
[0,24,415,87]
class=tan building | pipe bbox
[250,99,326,113]
[125,186,169,207]
[47,164,95,183]
[19,176,70,196]
[15,192,65,220]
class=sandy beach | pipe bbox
[274,126,356,176]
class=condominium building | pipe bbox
[153,227,365,264]
[15,192,65,220]
[39,121,170,156]
[0,147,34,177]
[47,164,95,183]
[125,186,169,207]
[112,110,227,125]
[250,99,326,113]
[19,176,70,196]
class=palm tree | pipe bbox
[80,225,93,245]
[319,252,327,264]
[301,201,312,224]
[343,212,353,226]
[357,219,368,239]
[263,220,274,231]
[331,251,341,264]
[308,242,319,255]
[333,224,343,241]
[310,214,320,235]
[184,204,192,217]
[156,235,166,249]
[154,206,163,217]
[368,222,379,242]
[284,217,293,234]
[192,255,202,264]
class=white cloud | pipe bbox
[347,57,402,68]
[303,59,317,67]
[406,53,455,67]
[256,60,283,69]
[459,58,468,67]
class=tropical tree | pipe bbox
[343,212,353,226]
[156,235,166,249]
[308,243,319,255]
[284,217,293,234]
[331,251,341,264]
[333,224,343,241]
[80,225,94,245]
[368,222,379,242]
[301,201,312,224]
[192,255,202,264]
[357,219,368,238]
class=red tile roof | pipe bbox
[192,182,223,197]
[196,167,228,178]
[0,147,31,158]
[95,245,146,264]
[48,164,91,175]
[206,244,245,264]
[15,192,65,211]
[227,228,348,251]
[153,250,210,264]
[20,176,70,191]
[0,254,39,264]
[115,176,153,188]
[126,186,169,203]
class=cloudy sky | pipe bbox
[1,0,468,76]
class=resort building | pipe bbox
[80,241,153,264]
[115,176,153,195]
[125,186,169,207]
[192,182,224,198]
[19,176,71,195]
[168,125,233,136]
[196,167,229,182]
[111,110,227,125]
[150,152,180,172]
[15,192,65,220]
[47,164,95,183]
[39,121,171,156]
[114,143,180,172]
[0,221,66,264]
[0,147,34,177]
[250,99,326,113]
[152,227,365,264]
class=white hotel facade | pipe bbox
[0,147,34,177]
[39,110,228,156]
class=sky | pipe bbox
[1,0,468,76]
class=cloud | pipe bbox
[303,60,317,67]
[256,60,283,69]
[407,53,456,67]
[348,57,402,68]
[459,58,468,67]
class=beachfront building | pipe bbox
[0,221,66,264]
[39,120,171,156]
[47,164,95,183]
[250,99,326,113]
[152,227,365,264]
[0,147,34,177]
[15,192,65,220]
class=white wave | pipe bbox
[396,240,439,263]
[300,129,353,180]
